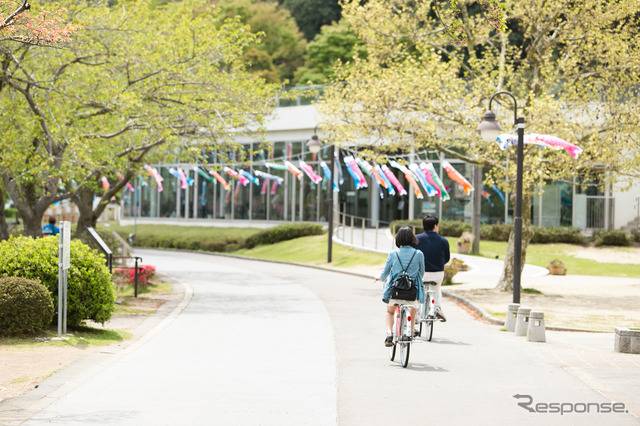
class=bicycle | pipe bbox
[416,281,443,341]
[389,303,414,368]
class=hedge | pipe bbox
[389,219,588,244]
[0,236,115,326]
[245,223,324,248]
[0,277,54,335]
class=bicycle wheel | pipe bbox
[425,320,434,342]
[400,308,411,368]
[400,342,410,368]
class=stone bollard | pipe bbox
[514,307,531,336]
[614,327,640,354]
[527,311,546,342]
[505,303,520,332]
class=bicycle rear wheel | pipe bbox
[400,342,410,368]
[400,308,411,368]
[425,320,434,342]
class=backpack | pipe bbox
[390,251,418,301]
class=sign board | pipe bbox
[62,221,71,270]
[85,227,112,256]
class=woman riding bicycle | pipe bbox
[376,226,425,347]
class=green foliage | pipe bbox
[0,236,115,326]
[294,20,366,85]
[244,223,324,248]
[112,225,260,252]
[594,230,633,247]
[390,219,587,244]
[531,227,587,245]
[282,0,342,41]
[0,277,54,336]
[218,0,307,82]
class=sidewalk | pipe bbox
[334,225,640,332]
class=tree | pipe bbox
[217,0,306,83]
[0,0,76,43]
[317,0,640,291]
[280,0,341,42]
[0,0,280,238]
[294,19,366,85]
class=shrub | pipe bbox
[113,264,156,287]
[244,223,324,249]
[530,226,587,244]
[594,230,632,247]
[0,277,54,335]
[0,236,115,326]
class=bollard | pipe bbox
[527,311,546,342]
[505,303,520,332]
[514,307,531,336]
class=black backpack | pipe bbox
[390,251,418,301]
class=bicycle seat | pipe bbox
[424,281,437,286]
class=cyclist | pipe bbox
[376,226,425,347]
[415,214,450,321]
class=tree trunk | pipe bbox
[0,189,10,241]
[74,171,133,238]
[1,176,57,238]
[74,185,99,238]
[495,195,535,291]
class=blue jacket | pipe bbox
[380,246,425,304]
[415,231,450,272]
[42,224,60,237]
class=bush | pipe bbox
[245,223,324,249]
[389,219,588,244]
[594,230,632,247]
[530,226,587,244]
[0,236,115,326]
[0,277,54,335]
[389,219,471,238]
[121,229,248,252]
[113,264,156,287]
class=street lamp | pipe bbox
[476,91,525,304]
[306,132,335,263]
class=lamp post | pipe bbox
[306,133,334,263]
[476,91,525,304]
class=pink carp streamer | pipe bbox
[299,160,323,184]
[381,164,407,196]
[389,160,422,199]
[144,165,163,192]
[101,176,110,190]
[374,164,395,195]
[442,161,474,195]
[497,133,582,158]
[223,167,249,187]
[344,156,368,189]
[118,174,135,191]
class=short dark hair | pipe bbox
[395,226,418,248]
[422,214,439,232]
[48,216,57,225]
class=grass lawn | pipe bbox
[445,237,640,277]
[233,234,388,269]
[235,234,639,278]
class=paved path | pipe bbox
[14,250,639,425]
